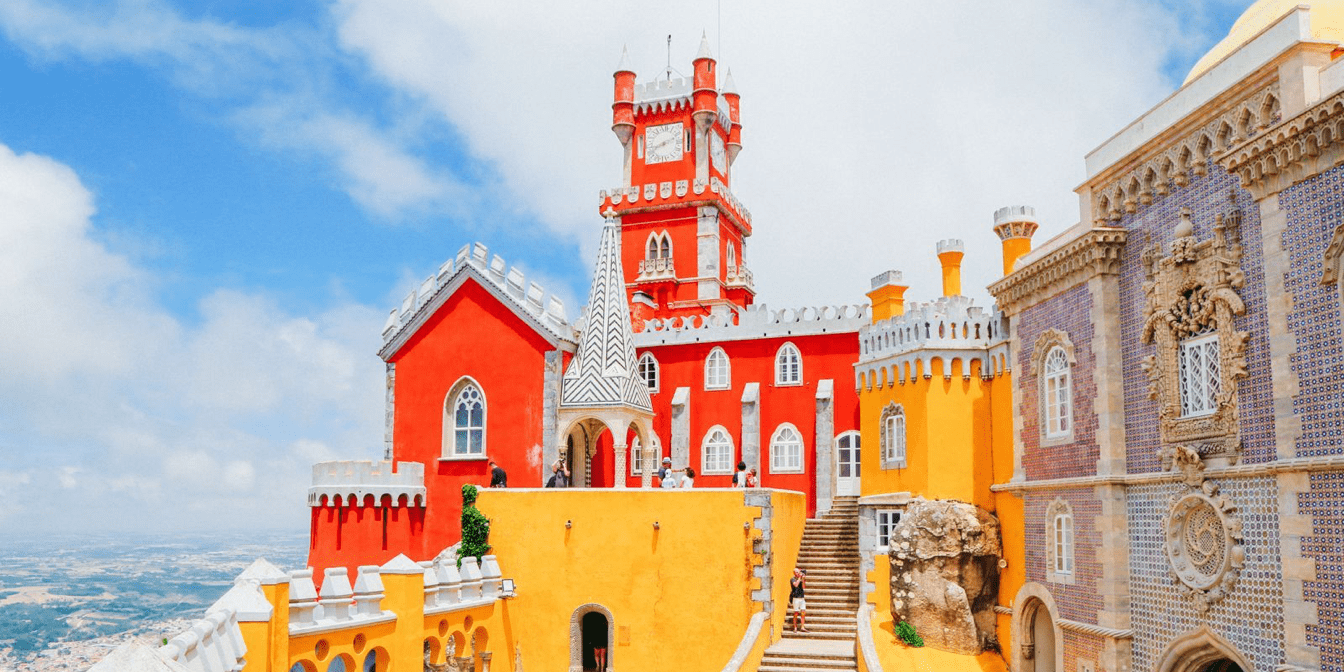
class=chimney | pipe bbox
[936,239,964,297]
[867,271,908,323]
[993,206,1039,276]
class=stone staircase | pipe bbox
[759,496,860,672]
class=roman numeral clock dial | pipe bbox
[644,123,684,164]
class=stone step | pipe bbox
[760,662,857,672]
[780,630,856,641]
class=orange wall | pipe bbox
[307,500,424,586]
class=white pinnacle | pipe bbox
[696,30,714,61]
[721,67,738,94]
[616,45,633,73]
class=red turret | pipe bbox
[722,67,742,165]
[691,32,718,127]
[612,46,636,147]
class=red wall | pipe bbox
[637,331,860,516]
[307,277,558,579]
[308,495,425,585]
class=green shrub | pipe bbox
[895,620,923,647]
[457,484,491,567]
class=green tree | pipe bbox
[457,484,491,566]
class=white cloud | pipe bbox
[331,0,1190,304]
[0,142,385,534]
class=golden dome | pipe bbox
[1184,0,1344,84]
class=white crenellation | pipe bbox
[287,570,319,626]
[380,241,573,347]
[158,607,246,672]
[856,296,1009,386]
[351,565,385,617]
[480,555,504,599]
[435,559,463,607]
[597,179,752,226]
[633,76,692,107]
[308,460,426,508]
[458,557,485,602]
[633,302,869,347]
[994,205,1039,226]
[936,238,965,254]
[318,568,353,622]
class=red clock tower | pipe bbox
[602,34,754,328]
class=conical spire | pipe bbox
[615,45,633,74]
[560,211,652,412]
[695,30,714,61]
[721,67,738,94]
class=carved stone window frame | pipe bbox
[1031,329,1076,447]
[1045,497,1076,585]
[879,403,906,470]
[1140,208,1249,467]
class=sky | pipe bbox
[0,0,1251,536]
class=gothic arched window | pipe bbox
[444,378,486,458]
[769,423,804,473]
[705,347,730,390]
[775,342,802,386]
[1043,346,1072,437]
[638,352,659,392]
[701,426,734,474]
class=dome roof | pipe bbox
[1184,0,1344,84]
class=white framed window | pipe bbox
[769,423,804,473]
[1179,332,1221,417]
[701,426,734,474]
[630,435,660,476]
[726,241,737,268]
[876,509,902,551]
[1043,346,1072,438]
[880,404,906,468]
[1046,497,1075,582]
[443,377,486,459]
[705,347,731,390]
[638,352,659,392]
[775,342,802,386]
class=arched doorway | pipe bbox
[1154,626,1254,672]
[1029,602,1056,672]
[582,612,609,671]
[569,604,615,672]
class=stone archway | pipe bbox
[569,603,615,672]
[556,415,655,488]
[1153,626,1253,672]
[1011,583,1063,672]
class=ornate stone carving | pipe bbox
[1094,81,1279,221]
[1221,91,1344,201]
[1140,208,1248,466]
[1030,329,1076,375]
[988,228,1127,314]
[1160,447,1245,613]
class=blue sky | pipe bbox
[0,0,1252,535]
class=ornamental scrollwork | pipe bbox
[1140,207,1249,466]
[1160,446,1245,613]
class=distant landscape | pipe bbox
[0,531,309,670]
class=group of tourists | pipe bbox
[536,456,762,489]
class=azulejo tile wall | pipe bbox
[1024,488,1101,623]
[1017,283,1099,481]
[1280,166,1344,460]
[1127,476,1284,672]
[1300,471,1344,672]
[1115,165,1277,472]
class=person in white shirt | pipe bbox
[680,467,696,488]
[661,466,681,488]
[733,461,748,487]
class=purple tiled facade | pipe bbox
[1024,488,1102,623]
[1017,283,1100,481]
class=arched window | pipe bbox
[769,424,804,473]
[701,426,734,474]
[726,242,737,269]
[705,347,730,390]
[1046,498,1076,583]
[659,234,671,259]
[631,434,661,475]
[1178,331,1220,417]
[646,234,659,260]
[443,378,486,458]
[1043,346,1072,437]
[638,352,659,392]
[880,404,906,469]
[775,342,802,386]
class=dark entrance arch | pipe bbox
[581,611,609,671]
[1200,661,1244,672]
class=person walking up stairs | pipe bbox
[759,496,860,672]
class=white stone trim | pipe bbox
[701,425,736,475]
[308,461,426,508]
[705,347,731,390]
[443,376,487,460]
[1045,498,1077,585]
[991,453,1344,492]
[774,341,803,386]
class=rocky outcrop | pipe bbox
[888,498,1001,654]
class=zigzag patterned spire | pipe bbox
[560,212,652,412]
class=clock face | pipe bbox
[644,123,684,164]
[710,132,726,174]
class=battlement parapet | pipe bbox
[633,76,692,108]
[308,460,426,508]
[600,175,751,230]
[856,296,1010,384]
[993,205,1038,226]
[633,302,869,347]
[157,603,246,672]
[380,242,574,355]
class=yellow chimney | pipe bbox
[867,271,908,323]
[993,206,1039,276]
[936,239,964,297]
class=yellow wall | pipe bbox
[859,359,997,509]
[767,489,807,641]
[989,370,1023,652]
[867,609,1008,672]
[477,488,806,672]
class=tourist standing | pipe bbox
[488,459,507,488]
[745,468,759,488]
[658,456,672,481]
[680,467,696,488]
[546,459,570,488]
[733,461,748,487]
[789,568,808,632]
